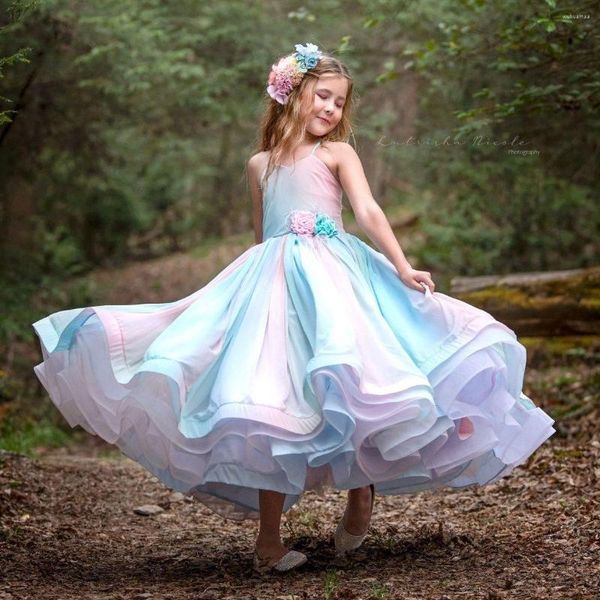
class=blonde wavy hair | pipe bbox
[256,52,356,186]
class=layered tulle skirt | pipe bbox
[32,231,555,520]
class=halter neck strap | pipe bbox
[310,140,321,155]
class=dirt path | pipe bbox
[1,420,598,600]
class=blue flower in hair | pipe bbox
[294,43,322,72]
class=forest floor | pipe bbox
[1,396,598,600]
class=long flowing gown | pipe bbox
[32,139,555,520]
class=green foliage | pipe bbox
[0,0,34,124]
[405,147,597,275]
[0,413,72,456]
[0,0,597,332]
[0,366,17,403]
[324,570,340,599]
[31,218,89,275]
[360,0,598,275]
[2,0,597,280]
[0,266,98,349]
[397,0,599,122]
[0,0,596,434]
[0,278,40,345]
[0,47,30,124]
[0,0,290,275]
[371,581,390,599]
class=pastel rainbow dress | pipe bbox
[32,139,555,520]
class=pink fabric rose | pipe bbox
[289,210,316,235]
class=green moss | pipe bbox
[463,286,533,309]
[520,335,600,353]
[581,297,600,310]
[553,448,584,459]
[457,269,600,311]
[535,271,600,298]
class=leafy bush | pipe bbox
[413,157,597,276]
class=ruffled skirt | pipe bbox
[33,232,555,520]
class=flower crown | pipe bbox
[266,42,323,105]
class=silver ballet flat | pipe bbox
[334,483,375,556]
[253,548,308,574]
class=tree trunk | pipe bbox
[449,266,600,336]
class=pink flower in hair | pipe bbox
[266,43,323,105]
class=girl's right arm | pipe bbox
[336,142,435,293]
[247,154,264,245]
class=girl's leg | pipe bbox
[342,485,373,534]
[254,489,289,560]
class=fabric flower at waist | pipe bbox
[288,210,338,238]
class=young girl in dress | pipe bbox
[32,42,555,576]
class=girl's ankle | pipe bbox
[255,535,286,548]
[254,541,288,560]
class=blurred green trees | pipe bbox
[0,0,597,282]
[0,0,598,432]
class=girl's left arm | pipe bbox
[335,142,435,293]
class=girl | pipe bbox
[32,42,555,575]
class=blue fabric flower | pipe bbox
[294,43,322,72]
[314,213,338,237]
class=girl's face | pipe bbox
[307,74,348,137]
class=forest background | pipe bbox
[0,0,598,447]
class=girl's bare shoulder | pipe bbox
[248,150,270,170]
[247,151,271,184]
[316,141,356,183]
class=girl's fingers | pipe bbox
[419,280,435,293]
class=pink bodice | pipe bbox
[259,141,345,240]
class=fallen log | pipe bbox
[449,266,600,336]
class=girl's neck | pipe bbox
[303,135,321,145]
